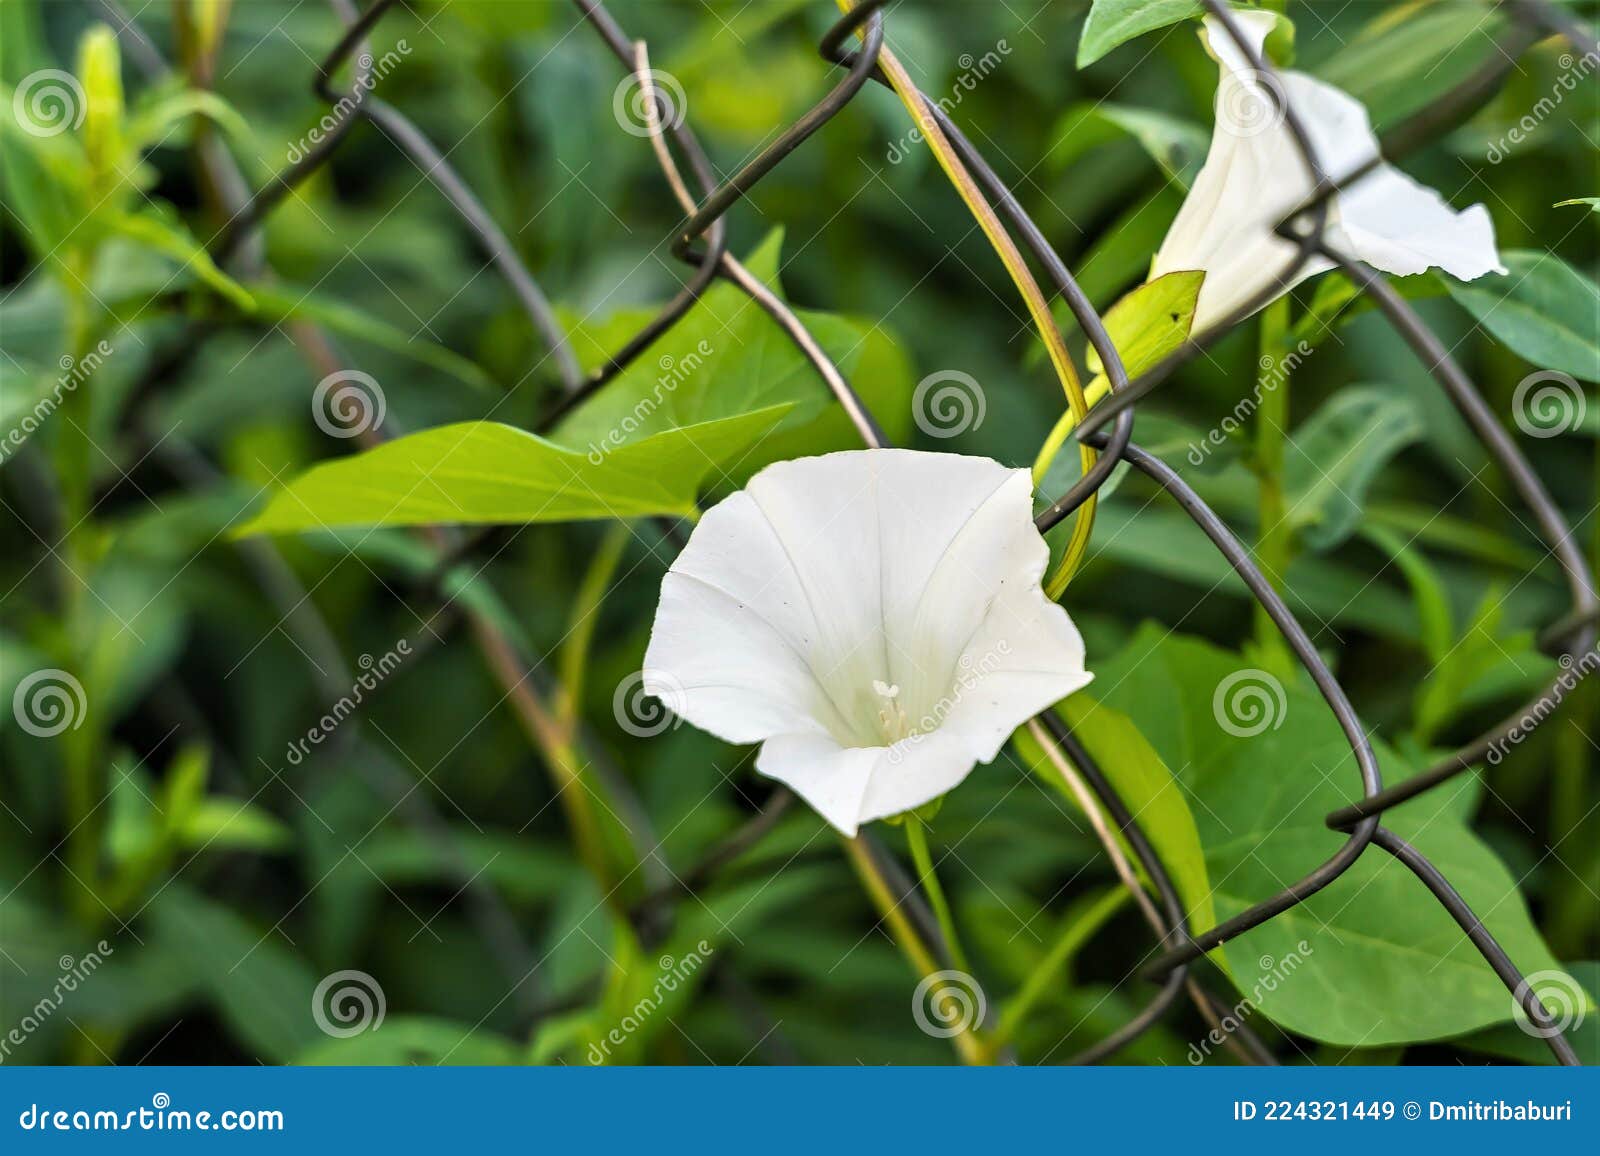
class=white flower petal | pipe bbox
[1330,168,1507,281]
[871,457,1046,729]
[650,449,1051,746]
[757,727,993,837]
[757,585,1093,836]
[645,566,839,744]
[644,448,1095,833]
[1280,70,1505,282]
[1152,12,1502,332]
[1197,8,1277,77]
[1152,51,1331,328]
[754,734,882,836]
[856,728,993,832]
[937,584,1094,757]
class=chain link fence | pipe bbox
[96,0,1599,1064]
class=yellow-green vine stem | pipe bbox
[58,269,103,923]
[904,817,972,976]
[557,522,630,730]
[836,0,1098,593]
[989,885,1129,1053]
[842,834,988,1064]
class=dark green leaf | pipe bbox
[1442,251,1600,382]
[1317,5,1507,130]
[1050,103,1209,187]
[554,232,912,477]
[1285,386,1425,549]
[1090,626,1581,1045]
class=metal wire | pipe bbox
[132,0,1595,1065]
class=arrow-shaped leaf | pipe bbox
[237,405,791,536]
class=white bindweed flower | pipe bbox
[1152,10,1506,332]
[643,449,1092,836]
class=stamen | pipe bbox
[872,679,911,742]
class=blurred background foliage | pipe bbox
[0,0,1596,1065]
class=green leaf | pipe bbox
[1077,0,1203,67]
[1554,197,1599,215]
[1076,188,1187,308]
[1049,103,1209,188]
[554,231,912,477]
[237,406,791,536]
[144,884,323,1062]
[1367,500,1544,572]
[1087,270,1205,383]
[108,207,254,311]
[245,282,500,394]
[1294,272,1447,349]
[1285,386,1424,549]
[1442,251,1600,382]
[1316,4,1507,130]
[0,896,188,1062]
[0,88,92,256]
[1090,626,1582,1046]
[1359,523,1453,664]
[730,308,913,482]
[584,923,719,1065]
[358,827,580,907]
[82,563,189,722]
[182,799,294,854]
[77,25,125,185]
[1053,695,1217,935]
[125,86,251,154]
[1411,585,1551,746]
[1088,500,1425,642]
[106,758,161,866]
[296,1017,522,1065]
[1455,961,1600,1065]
